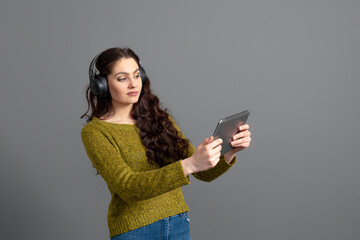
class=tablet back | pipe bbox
[213,110,250,155]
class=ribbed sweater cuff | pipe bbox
[219,154,237,169]
[224,155,237,167]
[172,160,191,185]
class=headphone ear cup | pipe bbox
[90,75,109,98]
[139,66,147,84]
[139,66,147,97]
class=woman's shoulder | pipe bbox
[81,117,102,136]
[81,117,116,145]
[166,114,182,132]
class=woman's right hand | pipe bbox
[181,136,223,176]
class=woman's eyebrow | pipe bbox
[114,68,139,77]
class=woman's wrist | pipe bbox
[224,151,236,164]
[181,157,194,177]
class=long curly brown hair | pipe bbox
[81,47,190,167]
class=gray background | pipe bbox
[1,0,359,239]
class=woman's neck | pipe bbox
[100,103,136,124]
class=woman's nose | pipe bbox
[129,77,137,87]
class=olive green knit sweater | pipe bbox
[81,116,237,237]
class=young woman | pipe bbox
[80,47,251,240]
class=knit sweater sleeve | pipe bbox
[170,117,237,182]
[81,127,191,202]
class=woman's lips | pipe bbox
[127,92,139,96]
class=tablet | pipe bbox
[213,110,250,155]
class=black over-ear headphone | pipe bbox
[88,53,147,98]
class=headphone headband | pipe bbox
[89,53,101,80]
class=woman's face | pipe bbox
[106,57,142,107]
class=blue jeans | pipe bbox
[111,212,191,240]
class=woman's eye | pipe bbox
[117,78,126,82]
[135,74,140,79]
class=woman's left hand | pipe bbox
[229,124,252,153]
